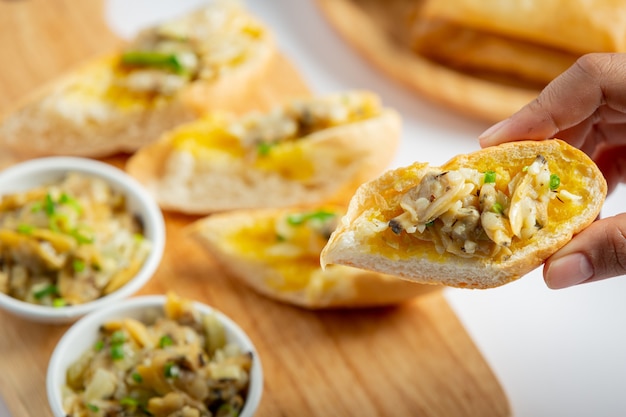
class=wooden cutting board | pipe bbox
[0,1,511,416]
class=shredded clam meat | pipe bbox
[62,293,253,417]
[388,155,578,258]
[227,92,380,151]
[0,173,151,306]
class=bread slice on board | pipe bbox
[321,139,607,289]
[126,90,401,214]
[189,206,439,309]
[0,1,307,159]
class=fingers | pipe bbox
[593,144,626,194]
[479,53,626,148]
[543,213,626,289]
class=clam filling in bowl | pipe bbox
[388,155,581,259]
[0,173,151,307]
[63,293,252,417]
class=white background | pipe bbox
[105,1,626,416]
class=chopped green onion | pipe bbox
[287,210,336,226]
[120,397,139,407]
[164,361,179,378]
[70,228,94,244]
[94,340,105,352]
[275,233,286,242]
[59,193,82,213]
[424,220,436,227]
[121,51,185,74]
[483,170,497,184]
[110,331,126,345]
[44,193,56,216]
[52,298,67,308]
[257,142,274,156]
[33,284,58,300]
[87,404,99,412]
[549,174,560,190]
[159,335,173,349]
[492,202,504,214]
[16,224,34,234]
[72,259,86,272]
[131,372,143,383]
[110,344,125,360]
[522,165,529,172]
[30,201,43,213]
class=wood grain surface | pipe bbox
[0,1,511,416]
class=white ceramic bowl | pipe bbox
[0,157,165,323]
[47,295,263,417]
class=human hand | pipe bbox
[478,53,626,289]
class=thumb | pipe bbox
[543,213,626,289]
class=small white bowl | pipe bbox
[47,295,263,417]
[0,157,165,323]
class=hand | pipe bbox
[478,53,626,289]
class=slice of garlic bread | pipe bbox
[321,139,607,289]
[189,206,438,309]
[126,90,401,213]
[0,1,284,158]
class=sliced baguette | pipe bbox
[188,206,439,309]
[0,1,286,159]
[321,139,607,289]
[126,90,401,214]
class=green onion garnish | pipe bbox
[257,142,274,156]
[131,372,143,383]
[72,259,86,272]
[16,224,34,234]
[52,298,67,308]
[164,362,179,378]
[287,210,336,226]
[33,284,58,300]
[44,193,56,216]
[492,202,504,214]
[120,397,139,407]
[483,170,497,184]
[87,404,99,412]
[121,51,185,74]
[549,174,560,190]
[94,340,105,352]
[159,335,173,349]
[110,344,125,360]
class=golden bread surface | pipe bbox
[126,90,401,214]
[321,140,608,289]
[189,206,439,309]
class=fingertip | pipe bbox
[477,119,509,148]
[543,253,594,289]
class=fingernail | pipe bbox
[545,253,594,289]
[478,119,509,144]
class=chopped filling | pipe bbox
[227,92,382,154]
[62,293,252,417]
[115,1,269,96]
[168,91,382,180]
[388,155,580,258]
[0,173,151,306]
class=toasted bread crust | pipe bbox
[321,139,608,289]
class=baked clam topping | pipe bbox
[388,155,581,258]
[227,91,382,154]
[116,1,269,96]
